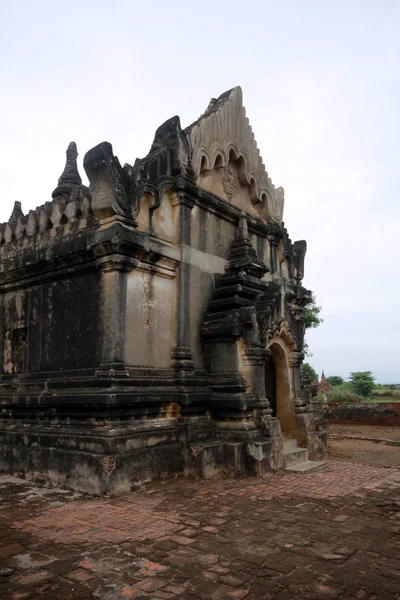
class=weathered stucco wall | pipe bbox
[125,269,176,368]
[1,270,101,373]
[191,205,235,258]
[189,205,232,368]
[136,190,179,244]
[188,204,293,369]
[196,163,263,220]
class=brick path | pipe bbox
[0,460,400,599]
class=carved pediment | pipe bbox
[186,87,284,223]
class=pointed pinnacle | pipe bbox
[9,201,24,224]
[60,142,81,186]
[52,142,82,198]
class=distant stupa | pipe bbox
[318,371,331,394]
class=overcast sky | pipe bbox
[1,1,399,382]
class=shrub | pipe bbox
[371,388,393,398]
[314,389,363,403]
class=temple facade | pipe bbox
[0,88,328,494]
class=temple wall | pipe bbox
[196,165,262,220]
[187,204,290,368]
[152,191,179,243]
[136,190,179,245]
[1,270,102,374]
[124,269,176,368]
[191,205,235,257]
[189,205,232,368]
[189,262,223,369]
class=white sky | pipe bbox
[1,0,399,382]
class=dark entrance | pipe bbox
[265,357,277,417]
[267,342,297,439]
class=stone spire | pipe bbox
[225,212,268,278]
[52,142,82,199]
[9,201,24,224]
[318,371,331,394]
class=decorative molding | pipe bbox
[186,87,284,223]
[292,240,307,282]
[84,142,135,222]
[266,319,296,349]
[222,163,239,200]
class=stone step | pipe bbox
[188,442,246,480]
[283,439,298,451]
[283,447,309,468]
[286,460,328,474]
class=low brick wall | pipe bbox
[328,402,400,426]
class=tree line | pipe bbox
[300,297,399,401]
[303,366,376,398]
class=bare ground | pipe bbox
[329,424,400,469]
[330,424,400,441]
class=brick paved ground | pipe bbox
[1,459,400,600]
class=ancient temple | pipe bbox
[0,88,328,494]
[318,371,332,394]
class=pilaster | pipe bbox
[242,347,272,416]
[96,257,129,376]
[171,192,194,374]
[288,350,307,412]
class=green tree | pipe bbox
[326,375,344,387]
[302,294,323,330]
[349,372,375,398]
[302,293,323,356]
[303,363,318,382]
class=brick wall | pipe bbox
[328,402,400,426]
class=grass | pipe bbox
[313,386,400,403]
[363,396,400,403]
[369,387,400,402]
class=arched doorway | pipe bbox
[266,341,296,439]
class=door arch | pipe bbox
[267,340,296,439]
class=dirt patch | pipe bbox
[330,423,400,441]
[328,438,400,468]
[328,424,400,468]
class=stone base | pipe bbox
[0,368,207,495]
[0,371,328,494]
[295,406,329,460]
[0,424,185,495]
[184,442,246,480]
[0,422,287,494]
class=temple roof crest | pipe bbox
[186,87,284,223]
